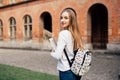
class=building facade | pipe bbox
[0,0,119,51]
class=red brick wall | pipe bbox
[118,0,120,37]
[0,0,119,48]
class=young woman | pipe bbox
[51,8,84,80]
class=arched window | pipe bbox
[23,15,32,41]
[0,19,3,40]
[9,17,16,40]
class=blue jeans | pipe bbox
[59,70,81,80]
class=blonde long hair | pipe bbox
[61,8,84,50]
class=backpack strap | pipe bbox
[64,49,71,67]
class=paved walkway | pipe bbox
[0,49,119,80]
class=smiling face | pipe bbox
[60,11,70,30]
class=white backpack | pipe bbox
[64,49,92,76]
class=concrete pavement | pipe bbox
[0,49,119,80]
[0,49,57,75]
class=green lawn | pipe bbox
[0,64,58,80]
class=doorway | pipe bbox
[88,4,108,49]
[41,12,52,39]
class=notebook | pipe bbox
[49,38,57,50]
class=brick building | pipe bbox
[0,0,119,51]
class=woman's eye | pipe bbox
[65,17,68,19]
[60,16,69,20]
[64,16,69,19]
[60,16,63,19]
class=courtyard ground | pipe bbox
[0,49,119,80]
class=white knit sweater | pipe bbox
[51,30,74,71]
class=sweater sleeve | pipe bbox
[51,31,66,60]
